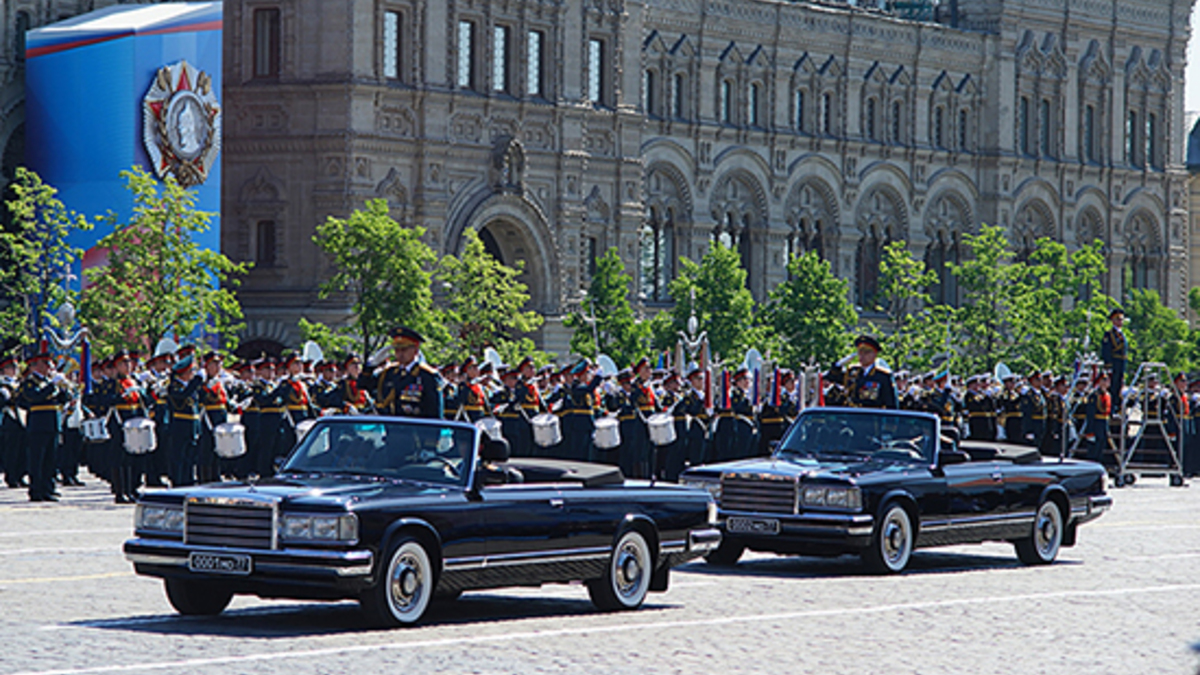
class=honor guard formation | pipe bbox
[2,313,1198,504]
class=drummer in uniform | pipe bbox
[848,335,897,410]
[681,367,711,467]
[441,362,461,421]
[656,372,685,479]
[560,359,602,462]
[199,352,232,482]
[166,351,204,487]
[1,353,28,489]
[629,358,659,477]
[144,351,172,487]
[108,351,146,503]
[17,352,71,502]
[514,357,546,456]
[457,357,489,422]
[999,373,1023,442]
[376,327,443,419]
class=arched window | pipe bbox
[865,98,878,141]
[639,208,674,302]
[711,172,764,294]
[957,108,969,151]
[1018,96,1031,155]
[14,12,31,62]
[748,82,761,127]
[822,92,834,136]
[891,100,903,144]
[785,182,833,271]
[1084,104,1097,163]
[672,72,686,119]
[720,80,734,124]
[1126,110,1139,166]
[933,106,945,149]
[256,220,277,267]
[854,189,903,311]
[1039,98,1053,158]
[795,90,806,132]
[644,69,658,116]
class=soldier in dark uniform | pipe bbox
[376,327,443,419]
[964,375,997,441]
[271,353,313,455]
[729,368,758,460]
[1101,307,1128,394]
[1,354,28,489]
[1069,376,1090,452]
[1040,376,1067,456]
[559,360,601,462]
[108,351,147,502]
[1000,374,1023,442]
[604,369,643,475]
[679,367,710,467]
[512,357,546,457]
[1085,372,1112,463]
[1185,378,1200,477]
[1020,371,1047,448]
[166,353,204,487]
[17,352,71,502]
[441,362,461,421]
[629,358,659,477]
[456,357,488,422]
[848,335,898,410]
[926,370,958,437]
[757,369,791,456]
[656,372,688,479]
[250,358,284,478]
[331,355,373,414]
[198,352,232,483]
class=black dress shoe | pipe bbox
[114,495,130,504]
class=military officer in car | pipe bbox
[848,335,897,410]
[376,327,443,419]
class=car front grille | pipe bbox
[719,474,798,515]
[185,501,275,550]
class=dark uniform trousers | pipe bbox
[19,374,68,501]
[167,376,203,487]
[1,381,26,487]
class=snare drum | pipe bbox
[122,417,157,455]
[646,413,677,446]
[531,413,562,448]
[295,419,317,441]
[475,417,504,441]
[214,422,247,458]
[593,417,621,450]
[81,417,111,444]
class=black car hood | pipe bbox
[695,455,926,483]
[152,475,461,510]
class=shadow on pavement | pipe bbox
[680,550,1082,579]
[58,593,681,638]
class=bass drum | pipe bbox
[531,413,562,448]
[123,417,157,455]
[593,417,621,450]
[214,423,247,458]
[646,413,677,447]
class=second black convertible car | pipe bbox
[680,408,1111,574]
[124,417,720,626]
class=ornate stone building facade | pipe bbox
[221,0,1193,356]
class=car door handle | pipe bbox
[549,499,565,508]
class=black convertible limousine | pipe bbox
[124,417,720,626]
[681,408,1111,574]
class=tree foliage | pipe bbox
[878,241,938,369]
[653,243,767,364]
[1124,288,1191,372]
[762,251,857,367]
[312,198,436,359]
[435,228,545,363]
[947,224,1019,375]
[0,167,91,348]
[80,166,246,355]
[565,247,646,365]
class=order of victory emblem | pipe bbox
[143,60,221,188]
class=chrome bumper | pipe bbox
[123,538,374,578]
[719,510,875,540]
[687,528,722,554]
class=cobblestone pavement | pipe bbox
[0,474,1196,675]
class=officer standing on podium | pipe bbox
[376,327,442,419]
[1101,307,1127,396]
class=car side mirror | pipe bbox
[273,456,286,473]
[937,451,969,467]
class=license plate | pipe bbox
[188,552,252,575]
[726,517,781,535]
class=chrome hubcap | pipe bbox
[615,542,644,598]
[1036,505,1060,556]
[390,553,423,613]
[882,513,909,566]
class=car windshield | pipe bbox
[776,409,937,465]
[281,420,476,487]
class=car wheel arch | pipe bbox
[1038,486,1071,524]
[618,514,660,567]
[876,490,921,540]
[380,518,444,581]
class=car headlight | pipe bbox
[135,504,184,533]
[280,514,358,542]
[801,485,862,512]
[680,477,722,502]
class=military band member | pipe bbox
[1101,307,1127,393]
[18,352,71,502]
[376,327,443,420]
[656,372,688,480]
[1040,376,1067,456]
[441,362,461,421]
[198,352,231,483]
[556,360,599,462]
[848,335,897,410]
[108,351,146,502]
[757,369,791,456]
[681,367,710,467]
[144,352,172,487]
[1000,373,1023,442]
[332,355,373,414]
[457,357,488,422]
[1020,371,1047,448]
[166,353,204,487]
[1,354,27,489]
[251,358,286,478]
[1085,372,1112,463]
[627,358,659,476]
[964,375,997,441]
[926,370,958,436]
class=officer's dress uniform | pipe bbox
[1040,391,1065,456]
[376,361,443,419]
[515,380,545,457]
[1085,389,1112,464]
[560,376,601,462]
[108,375,146,501]
[147,375,170,486]
[679,385,710,467]
[276,376,314,456]
[625,379,658,478]
[757,398,789,456]
[84,376,114,487]
[1,374,27,488]
[1000,388,1023,442]
[167,373,203,487]
[965,390,997,441]
[17,371,70,501]
[1101,327,1127,390]
[251,378,284,478]
[926,387,958,437]
[848,364,898,410]
[332,375,373,414]
[1020,386,1047,448]
[728,387,757,461]
[199,378,231,482]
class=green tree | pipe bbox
[297,317,358,361]
[878,241,938,369]
[436,228,545,363]
[762,251,857,367]
[653,243,764,363]
[565,247,646,364]
[949,224,1019,375]
[311,198,437,359]
[1124,288,1191,372]
[80,167,246,355]
[0,167,91,347]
